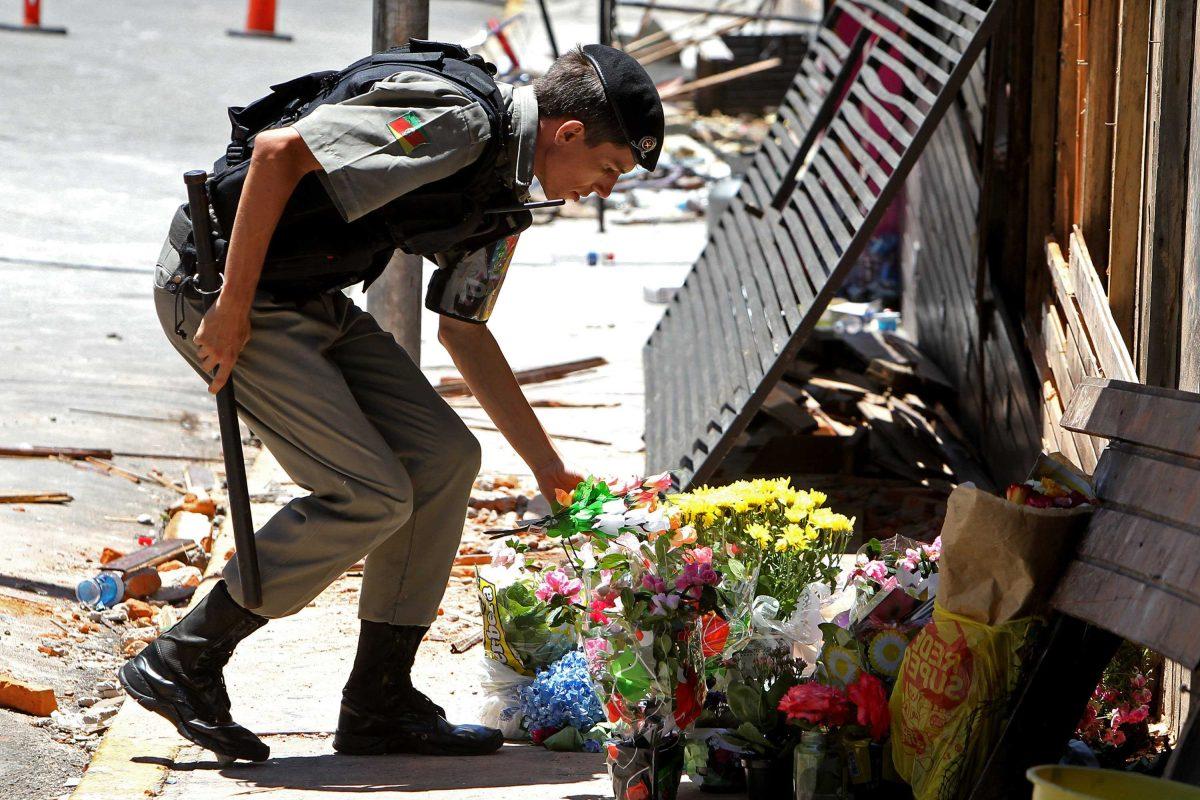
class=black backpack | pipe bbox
[203,39,531,298]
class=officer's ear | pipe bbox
[553,120,586,146]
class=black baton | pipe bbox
[183,170,263,610]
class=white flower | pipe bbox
[613,532,645,553]
[601,498,628,514]
[595,513,628,536]
[576,541,597,570]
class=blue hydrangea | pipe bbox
[519,650,605,733]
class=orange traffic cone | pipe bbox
[227,0,292,41]
[0,0,67,34]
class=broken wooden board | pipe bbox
[0,492,71,504]
[437,357,607,398]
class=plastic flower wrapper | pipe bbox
[518,651,606,751]
[477,539,576,676]
[847,534,941,625]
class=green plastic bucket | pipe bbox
[1027,765,1200,800]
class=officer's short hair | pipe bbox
[533,47,625,147]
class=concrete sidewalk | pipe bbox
[75,451,721,800]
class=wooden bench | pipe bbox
[971,377,1200,797]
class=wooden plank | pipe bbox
[1046,240,1103,382]
[1093,441,1200,529]
[1138,0,1194,387]
[1055,0,1081,239]
[1183,0,1200,394]
[1165,706,1200,781]
[1076,507,1200,601]
[1061,377,1200,458]
[1106,0,1151,352]
[1024,0,1062,323]
[1053,558,1200,668]
[1078,0,1120,267]
[1068,227,1139,380]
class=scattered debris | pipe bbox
[437,357,607,398]
[0,674,58,716]
[0,445,113,459]
[0,491,72,504]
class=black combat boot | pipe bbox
[119,581,270,762]
[333,620,503,756]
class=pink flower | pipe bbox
[606,475,642,496]
[589,595,616,624]
[675,562,720,592]
[1104,726,1126,747]
[880,576,899,593]
[584,636,611,671]
[1123,705,1149,725]
[1130,673,1148,689]
[641,573,668,594]
[535,569,582,603]
[921,536,942,562]
[649,592,681,616]
[642,472,672,493]
[684,546,713,565]
[1132,688,1153,706]
[901,548,921,572]
[863,560,889,583]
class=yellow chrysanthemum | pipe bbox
[809,507,854,532]
[784,504,808,524]
[746,522,772,548]
[805,525,820,541]
[774,536,789,552]
[808,490,828,507]
[782,524,807,550]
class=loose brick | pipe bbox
[0,674,58,716]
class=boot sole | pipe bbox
[332,730,503,757]
[119,660,270,763]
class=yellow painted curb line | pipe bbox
[71,450,279,800]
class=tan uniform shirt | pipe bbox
[291,72,537,223]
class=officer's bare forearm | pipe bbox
[438,319,563,474]
[219,128,321,314]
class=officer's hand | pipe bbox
[193,299,251,395]
[535,461,588,510]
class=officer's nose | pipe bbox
[594,175,618,200]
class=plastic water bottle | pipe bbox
[75,572,124,609]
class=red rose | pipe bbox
[674,672,704,728]
[778,683,852,727]
[847,672,891,741]
[530,726,561,745]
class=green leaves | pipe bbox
[598,552,627,570]
[728,683,768,728]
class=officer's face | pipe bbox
[537,120,637,202]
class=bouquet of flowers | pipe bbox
[669,479,854,617]
[846,535,941,625]
[518,650,607,751]
[1005,476,1093,509]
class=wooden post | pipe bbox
[367,0,429,362]
[1024,0,1062,324]
[1106,0,1151,352]
[1137,0,1193,388]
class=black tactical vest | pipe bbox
[205,39,531,299]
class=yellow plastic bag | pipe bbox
[890,604,1033,800]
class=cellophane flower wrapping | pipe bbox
[476,539,576,737]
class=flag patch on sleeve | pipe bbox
[387,112,429,155]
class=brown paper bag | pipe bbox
[937,486,1091,625]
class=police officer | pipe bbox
[119,42,664,762]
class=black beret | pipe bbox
[581,44,665,171]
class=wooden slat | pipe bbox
[850,0,965,64]
[838,1,952,86]
[1106,0,1150,351]
[1055,0,1081,239]
[1067,227,1138,381]
[1061,377,1200,459]
[1078,0,1120,267]
[1183,1,1200,394]
[1053,555,1200,668]
[1093,441,1200,529]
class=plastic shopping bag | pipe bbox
[889,604,1034,800]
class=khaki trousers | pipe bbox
[154,249,480,626]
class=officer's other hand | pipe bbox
[194,299,251,395]
[535,461,588,510]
